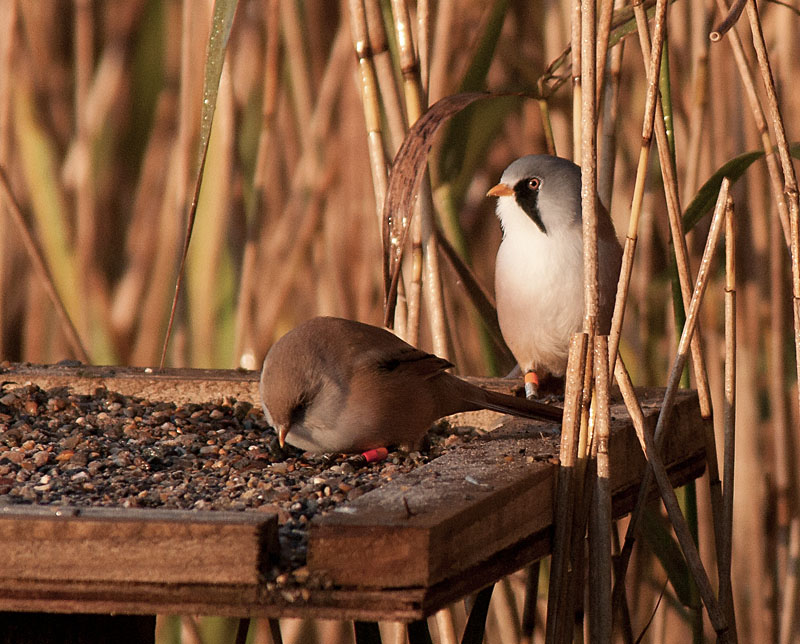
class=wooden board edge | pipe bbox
[0,507,278,586]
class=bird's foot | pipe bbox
[524,370,540,400]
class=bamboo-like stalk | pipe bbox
[253,0,281,195]
[427,0,453,105]
[363,0,407,155]
[279,0,313,141]
[492,576,522,644]
[73,0,94,342]
[521,562,541,644]
[388,0,449,356]
[613,354,732,640]
[743,2,800,640]
[589,335,612,644]
[597,0,624,210]
[389,0,424,346]
[580,0,599,333]
[545,333,588,644]
[347,0,390,223]
[433,607,457,644]
[709,0,747,42]
[682,1,710,202]
[406,213,423,346]
[233,0,281,369]
[594,0,614,112]
[632,1,727,581]
[0,0,16,358]
[712,0,790,248]
[780,519,800,644]
[743,0,800,459]
[0,166,91,363]
[607,0,668,377]
[575,9,602,613]
[770,117,797,643]
[719,196,738,639]
[613,179,732,638]
[571,0,582,161]
[417,0,431,96]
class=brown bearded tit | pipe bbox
[487,155,623,398]
[259,316,563,454]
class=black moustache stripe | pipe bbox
[513,179,547,234]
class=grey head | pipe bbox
[495,154,582,235]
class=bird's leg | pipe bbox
[524,370,539,399]
[361,447,389,463]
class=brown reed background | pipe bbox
[0,1,799,642]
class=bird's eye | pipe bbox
[527,177,541,191]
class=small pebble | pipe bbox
[0,382,481,590]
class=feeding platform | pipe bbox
[0,362,705,633]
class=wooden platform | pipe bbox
[0,363,706,622]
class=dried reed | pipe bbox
[3,2,800,641]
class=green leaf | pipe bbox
[682,143,800,232]
[197,0,239,175]
[681,150,764,232]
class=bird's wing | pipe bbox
[338,318,454,380]
[374,344,454,380]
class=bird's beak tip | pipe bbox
[487,183,514,198]
[277,425,288,448]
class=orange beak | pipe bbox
[277,425,289,448]
[486,183,514,198]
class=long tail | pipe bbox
[459,379,563,422]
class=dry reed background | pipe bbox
[0,0,799,642]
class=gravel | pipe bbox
[0,382,482,587]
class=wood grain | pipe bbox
[0,506,277,586]
[0,363,706,622]
[308,388,703,588]
[0,363,261,405]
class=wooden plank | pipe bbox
[0,506,277,586]
[308,389,703,589]
[0,363,521,407]
[0,362,708,622]
[0,449,704,623]
[0,363,261,405]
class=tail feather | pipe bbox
[475,386,563,422]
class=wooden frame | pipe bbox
[0,364,705,623]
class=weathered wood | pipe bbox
[0,363,261,405]
[0,506,277,586]
[0,363,707,623]
[0,438,703,625]
[307,389,703,589]
[0,363,523,406]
